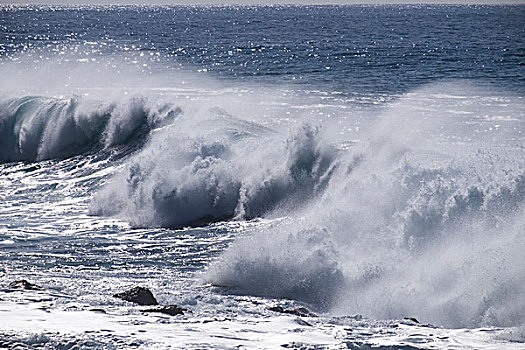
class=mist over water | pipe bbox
[203,83,525,328]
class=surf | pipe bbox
[2,56,524,329]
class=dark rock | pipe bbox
[403,317,419,323]
[294,318,313,327]
[89,308,107,314]
[8,280,43,291]
[269,306,285,313]
[113,286,158,305]
[141,305,186,316]
[281,342,310,348]
[268,306,316,317]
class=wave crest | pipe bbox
[90,123,338,228]
[0,95,181,163]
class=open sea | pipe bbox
[0,4,524,349]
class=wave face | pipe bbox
[0,95,182,163]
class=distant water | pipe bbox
[2,5,525,94]
[1,5,524,349]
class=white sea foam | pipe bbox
[90,120,337,228]
[204,84,525,328]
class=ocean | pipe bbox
[0,4,524,349]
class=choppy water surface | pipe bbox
[0,5,524,349]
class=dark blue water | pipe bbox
[2,5,524,94]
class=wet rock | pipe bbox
[268,306,317,317]
[89,308,107,314]
[281,342,310,348]
[294,318,313,327]
[8,280,43,290]
[113,286,158,305]
[141,305,186,316]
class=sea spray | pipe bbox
[205,219,345,309]
[90,122,338,228]
[204,84,525,328]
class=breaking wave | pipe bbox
[90,121,337,228]
[84,80,524,329]
[83,80,525,328]
[0,95,181,163]
[203,84,525,328]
